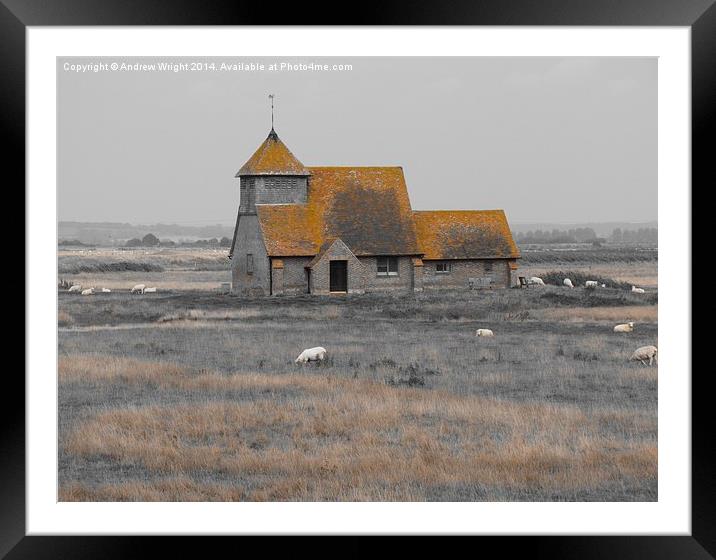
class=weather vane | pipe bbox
[269,94,275,129]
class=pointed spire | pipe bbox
[269,93,275,130]
[236,127,309,177]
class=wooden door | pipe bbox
[329,260,347,292]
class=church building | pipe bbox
[229,127,520,296]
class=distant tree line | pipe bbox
[514,226,657,244]
[58,239,92,247]
[124,233,232,247]
[609,228,657,243]
[514,228,600,244]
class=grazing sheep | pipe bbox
[601,283,607,288]
[80,288,94,296]
[631,285,645,294]
[475,329,494,337]
[614,321,635,333]
[101,288,111,293]
[585,280,598,288]
[630,345,658,366]
[67,285,82,293]
[295,347,327,364]
[563,278,574,288]
[130,284,146,294]
[529,276,545,286]
[143,287,157,293]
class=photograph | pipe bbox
[55,55,659,503]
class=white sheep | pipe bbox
[563,278,574,288]
[475,329,494,337]
[67,285,82,293]
[143,287,157,293]
[295,347,327,364]
[130,284,146,294]
[101,288,111,293]
[585,280,598,288]
[80,287,94,295]
[529,276,545,286]
[614,321,635,333]
[631,286,645,294]
[601,283,607,288]
[630,345,658,366]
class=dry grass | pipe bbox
[58,264,658,501]
[59,478,249,502]
[59,247,229,266]
[156,305,343,323]
[60,355,656,502]
[520,262,657,288]
[530,305,657,324]
[58,310,74,327]
[57,270,227,291]
[58,248,230,291]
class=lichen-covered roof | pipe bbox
[237,129,310,176]
[413,210,520,260]
[257,167,421,257]
[257,204,317,256]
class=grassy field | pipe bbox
[58,247,229,291]
[518,244,658,288]
[58,248,658,502]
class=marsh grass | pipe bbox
[60,356,656,502]
[58,265,658,502]
[58,310,74,327]
[530,306,657,324]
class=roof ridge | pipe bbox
[307,165,404,170]
[414,209,506,213]
[256,202,307,207]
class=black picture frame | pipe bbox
[6,0,712,556]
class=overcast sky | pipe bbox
[58,56,656,225]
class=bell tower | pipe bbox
[229,114,310,295]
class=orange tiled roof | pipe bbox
[413,210,520,260]
[236,129,310,176]
[257,167,421,257]
[257,204,317,256]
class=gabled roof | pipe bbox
[306,238,337,268]
[256,167,421,257]
[306,238,356,269]
[236,129,310,177]
[413,210,520,260]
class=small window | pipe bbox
[485,261,493,273]
[246,254,254,274]
[377,257,399,276]
[436,262,452,274]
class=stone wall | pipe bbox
[412,258,424,292]
[277,256,313,295]
[359,256,415,293]
[231,214,270,296]
[422,259,514,290]
[271,262,284,294]
[309,240,366,295]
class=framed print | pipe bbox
[7,0,714,556]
